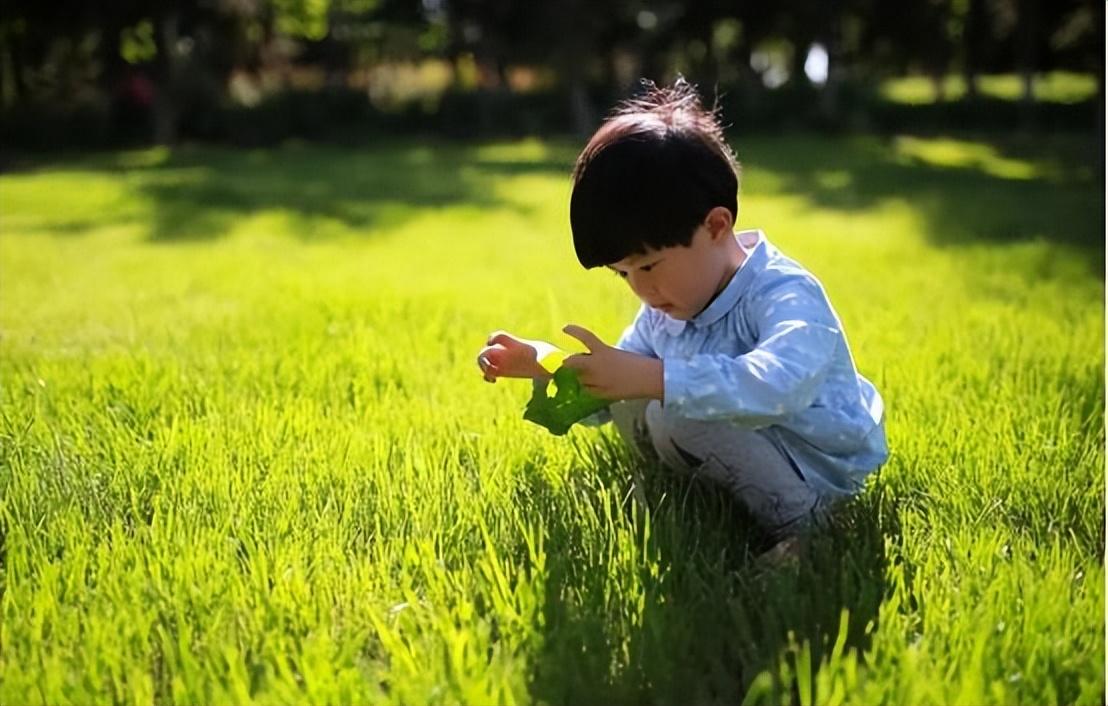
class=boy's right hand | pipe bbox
[477,331,553,383]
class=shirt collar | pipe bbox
[682,229,765,330]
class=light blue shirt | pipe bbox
[611,229,887,495]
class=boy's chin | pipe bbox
[655,304,685,319]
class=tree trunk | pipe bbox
[152,10,181,145]
[931,72,946,103]
[568,76,595,137]
[819,14,844,125]
[1096,67,1104,176]
[7,40,27,105]
[961,0,982,101]
[790,37,810,88]
[556,13,596,136]
[1016,0,1038,127]
[1,43,18,108]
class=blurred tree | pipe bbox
[0,0,1101,145]
[960,0,986,100]
[444,0,629,134]
[1044,0,1103,144]
[867,0,957,99]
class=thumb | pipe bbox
[486,330,515,346]
[562,324,606,353]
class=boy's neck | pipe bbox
[697,234,748,315]
[716,234,748,294]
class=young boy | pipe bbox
[476,79,887,551]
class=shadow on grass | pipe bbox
[3,139,577,242]
[736,132,1105,277]
[519,435,897,705]
[5,133,1101,277]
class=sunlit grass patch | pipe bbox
[880,71,1098,105]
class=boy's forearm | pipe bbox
[638,357,665,402]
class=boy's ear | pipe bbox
[704,206,734,240]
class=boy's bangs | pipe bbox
[570,139,723,268]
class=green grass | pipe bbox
[0,132,1103,705]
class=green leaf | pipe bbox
[522,366,609,436]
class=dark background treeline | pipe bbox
[1,0,1103,150]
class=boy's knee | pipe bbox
[642,402,726,472]
[639,406,839,535]
[610,399,687,467]
[609,399,654,460]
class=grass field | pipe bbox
[1,132,1103,704]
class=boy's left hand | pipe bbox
[561,324,664,401]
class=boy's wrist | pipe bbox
[649,357,665,401]
[635,357,665,402]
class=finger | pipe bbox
[562,324,606,353]
[578,378,604,396]
[487,330,513,346]
[480,355,501,380]
[562,353,590,370]
[565,359,598,388]
[580,378,618,399]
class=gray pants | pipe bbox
[610,399,832,541]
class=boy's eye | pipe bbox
[614,270,628,278]
[641,264,654,272]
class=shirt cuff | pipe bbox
[663,356,746,422]
[662,357,695,417]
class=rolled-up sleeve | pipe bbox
[663,278,840,427]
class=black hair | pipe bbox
[569,78,741,269]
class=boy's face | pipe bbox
[606,221,741,321]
